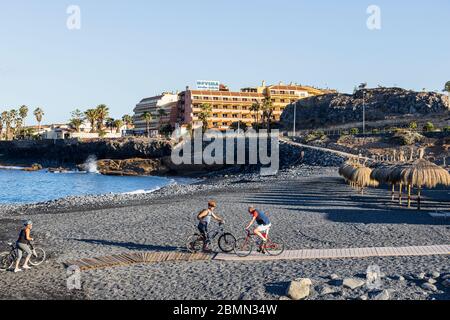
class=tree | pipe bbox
[113,119,123,134]
[4,111,13,140]
[250,102,261,126]
[33,108,44,132]
[0,112,4,140]
[85,109,99,133]
[122,114,133,129]
[142,112,153,138]
[230,121,247,131]
[198,103,212,132]
[261,98,275,131]
[69,109,85,132]
[19,105,28,127]
[444,81,450,103]
[105,118,115,133]
[159,123,173,137]
[95,104,109,131]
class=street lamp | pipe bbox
[293,103,297,137]
[359,83,368,135]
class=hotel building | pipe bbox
[133,82,333,133]
[132,92,178,135]
[178,81,333,130]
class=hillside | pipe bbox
[280,87,450,130]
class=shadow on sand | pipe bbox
[71,239,182,252]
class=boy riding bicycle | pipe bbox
[197,201,224,252]
[245,207,272,253]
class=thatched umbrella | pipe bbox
[339,161,361,187]
[351,166,379,194]
[371,163,398,201]
[390,149,450,209]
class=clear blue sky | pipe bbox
[1,0,449,124]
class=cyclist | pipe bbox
[245,207,272,252]
[14,220,34,273]
[197,201,224,252]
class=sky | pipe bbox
[1,0,449,124]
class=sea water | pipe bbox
[0,168,194,204]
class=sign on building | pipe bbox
[196,80,220,91]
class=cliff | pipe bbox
[0,138,172,167]
[280,87,450,129]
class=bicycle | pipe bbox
[0,242,46,271]
[186,222,236,253]
[234,229,285,257]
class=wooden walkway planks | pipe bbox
[64,245,450,270]
[64,251,213,271]
[214,245,450,262]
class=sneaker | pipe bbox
[23,266,32,270]
[14,268,23,273]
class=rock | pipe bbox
[429,271,440,279]
[421,283,438,292]
[441,279,450,288]
[342,278,365,290]
[329,274,340,280]
[317,285,338,296]
[358,295,368,301]
[427,278,437,285]
[370,290,390,301]
[286,278,313,300]
[391,275,405,281]
[279,296,291,301]
[416,273,426,280]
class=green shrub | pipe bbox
[443,126,450,133]
[423,122,435,132]
[372,128,380,134]
[409,121,418,130]
[349,128,359,135]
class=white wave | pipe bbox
[0,165,26,170]
[122,186,162,195]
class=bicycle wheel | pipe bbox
[233,238,253,257]
[186,234,204,253]
[0,252,14,271]
[218,233,236,253]
[29,248,46,266]
[265,237,285,256]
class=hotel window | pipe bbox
[270,90,276,94]
[280,99,285,103]
[223,97,229,101]
[280,91,285,94]
[290,91,295,95]
[213,97,219,100]
[193,96,200,99]
[233,98,239,101]
[233,114,238,118]
[223,114,228,118]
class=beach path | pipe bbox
[215,244,450,262]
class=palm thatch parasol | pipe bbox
[351,166,379,194]
[389,149,450,209]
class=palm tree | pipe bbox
[250,102,261,128]
[105,118,115,133]
[142,112,153,138]
[33,108,44,132]
[0,112,5,140]
[122,114,133,129]
[198,103,212,132]
[261,98,274,131]
[19,105,28,127]
[113,119,124,134]
[85,109,99,133]
[95,104,109,131]
[69,109,85,133]
[4,110,14,140]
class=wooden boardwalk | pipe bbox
[64,251,212,271]
[214,245,450,262]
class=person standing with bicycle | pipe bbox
[197,201,224,252]
[14,220,34,273]
[245,207,271,252]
